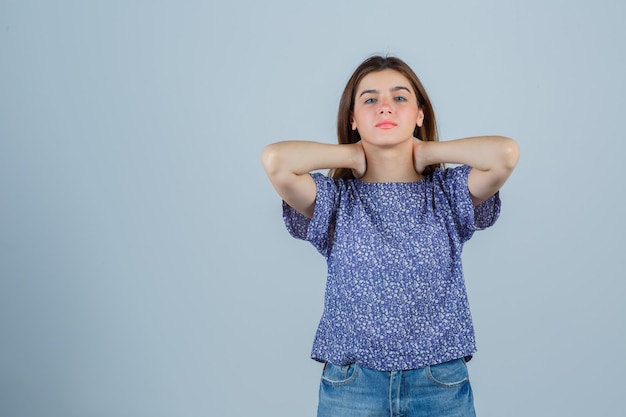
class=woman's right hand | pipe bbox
[350,141,367,178]
[262,140,369,218]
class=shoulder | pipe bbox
[425,165,472,195]
[432,165,471,182]
[310,172,354,196]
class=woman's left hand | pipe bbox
[412,137,429,174]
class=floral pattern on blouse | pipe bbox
[283,165,500,371]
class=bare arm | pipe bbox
[414,136,520,205]
[261,141,366,218]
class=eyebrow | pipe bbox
[359,86,412,97]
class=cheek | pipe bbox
[353,110,372,126]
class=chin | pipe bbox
[364,136,411,148]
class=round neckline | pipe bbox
[354,176,426,185]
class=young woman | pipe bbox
[262,55,519,417]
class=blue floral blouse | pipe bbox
[283,165,500,371]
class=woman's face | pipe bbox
[351,69,423,147]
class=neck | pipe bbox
[360,141,421,183]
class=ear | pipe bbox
[351,114,357,130]
[416,108,425,128]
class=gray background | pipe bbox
[1,0,624,416]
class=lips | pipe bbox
[375,120,398,129]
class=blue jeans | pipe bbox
[317,358,476,417]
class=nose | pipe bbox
[379,97,393,114]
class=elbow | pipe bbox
[499,136,520,171]
[262,142,296,187]
[261,143,282,177]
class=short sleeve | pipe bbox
[437,165,501,242]
[282,173,341,257]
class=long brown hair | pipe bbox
[330,55,441,179]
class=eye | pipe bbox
[365,97,377,104]
[394,96,407,102]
